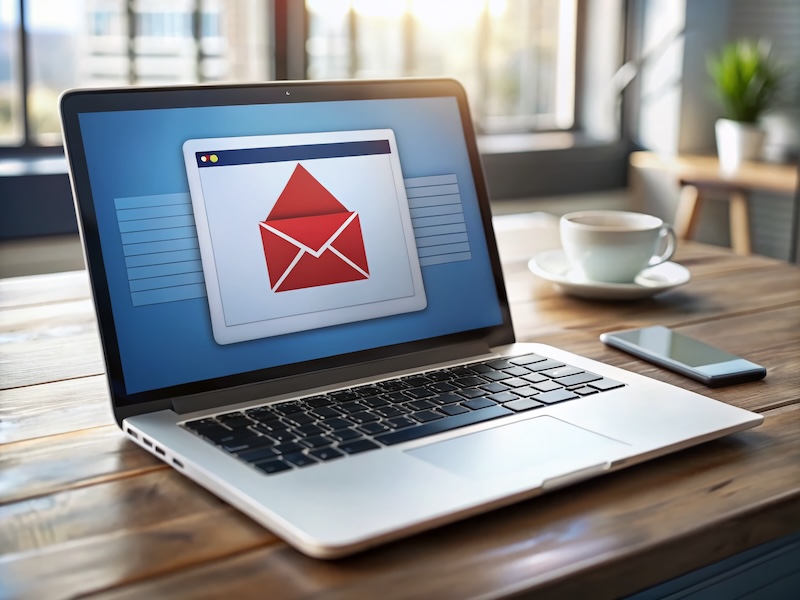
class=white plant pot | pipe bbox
[715,118,766,174]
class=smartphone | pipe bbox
[600,325,766,387]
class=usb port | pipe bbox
[142,437,153,448]
[126,428,138,439]
[155,446,165,456]
[172,458,184,468]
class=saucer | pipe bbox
[528,249,691,300]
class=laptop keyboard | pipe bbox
[181,353,625,475]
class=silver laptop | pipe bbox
[60,78,761,559]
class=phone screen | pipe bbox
[609,326,740,367]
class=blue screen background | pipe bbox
[78,97,504,395]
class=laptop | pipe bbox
[59,78,762,559]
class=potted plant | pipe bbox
[707,39,782,173]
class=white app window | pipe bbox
[183,130,426,345]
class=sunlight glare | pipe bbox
[352,0,408,19]
[307,0,351,20]
[410,0,485,29]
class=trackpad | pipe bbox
[407,416,628,480]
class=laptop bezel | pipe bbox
[59,78,515,423]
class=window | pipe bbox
[1,0,577,149]
[307,0,577,133]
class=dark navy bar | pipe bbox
[196,140,390,167]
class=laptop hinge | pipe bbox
[170,341,492,415]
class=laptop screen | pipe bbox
[62,81,510,405]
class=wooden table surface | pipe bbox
[2,213,799,600]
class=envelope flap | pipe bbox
[263,212,353,253]
[267,164,348,220]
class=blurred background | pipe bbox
[1,0,798,275]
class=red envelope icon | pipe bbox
[259,164,370,292]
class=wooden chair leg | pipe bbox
[674,184,702,240]
[729,191,752,255]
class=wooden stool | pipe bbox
[674,180,753,255]
[630,152,799,257]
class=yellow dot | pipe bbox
[210,154,218,163]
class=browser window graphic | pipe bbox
[183,130,426,345]
[260,164,370,293]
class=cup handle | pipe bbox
[648,224,677,267]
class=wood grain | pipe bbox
[0,426,161,505]
[0,375,111,444]
[0,469,279,600]
[0,270,89,310]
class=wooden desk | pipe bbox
[2,213,799,599]
[630,151,799,256]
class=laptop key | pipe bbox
[378,380,410,392]
[502,366,532,377]
[480,382,509,394]
[505,398,545,412]
[509,353,548,365]
[541,366,584,379]
[237,445,279,463]
[404,387,435,400]
[349,411,379,424]
[487,391,520,404]
[407,399,435,411]
[358,422,391,436]
[455,388,486,399]
[274,441,305,455]
[339,439,380,454]
[375,405,407,418]
[486,359,515,369]
[463,398,497,410]
[310,406,342,419]
[453,376,486,388]
[554,371,602,387]
[534,389,580,404]
[375,405,513,446]
[284,412,315,426]
[361,396,390,409]
[385,416,416,429]
[299,435,333,449]
[217,416,253,429]
[411,410,444,423]
[192,426,234,443]
[429,381,457,393]
[430,393,464,405]
[254,459,293,475]
[511,386,540,398]
[440,404,469,416]
[499,377,528,388]
[530,380,565,392]
[184,418,221,431]
[590,378,625,391]
[573,386,600,396]
[526,359,566,372]
[222,437,270,453]
[481,371,511,382]
[309,447,344,462]
[330,390,360,402]
[284,453,318,468]
[337,401,365,414]
[295,424,325,437]
[320,417,354,431]
[305,396,333,408]
[329,428,363,442]
[267,430,297,443]
[425,371,453,382]
[404,375,433,387]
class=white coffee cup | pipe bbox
[560,210,677,283]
